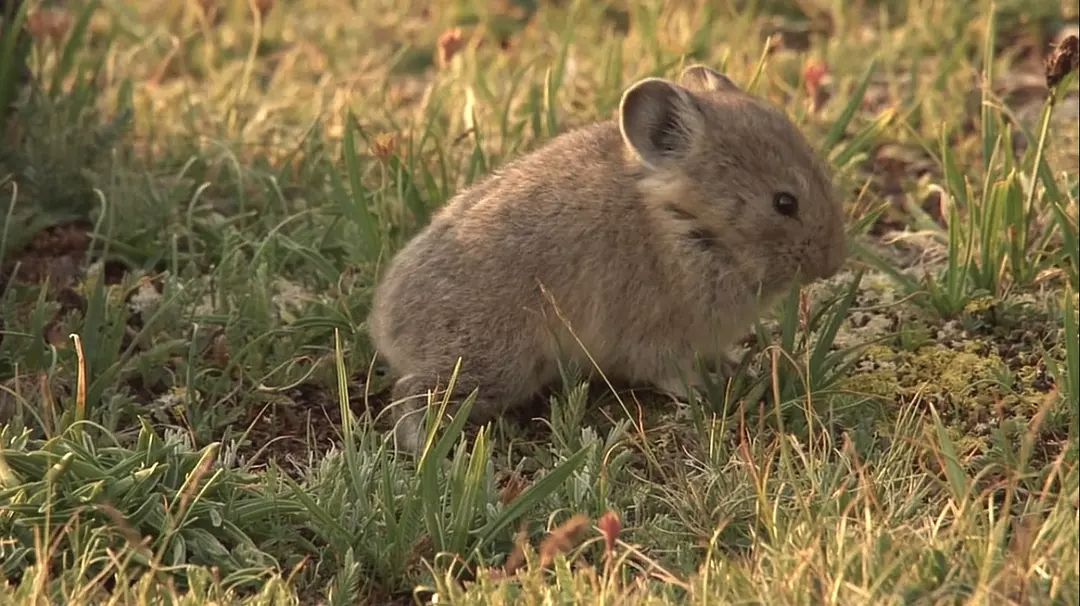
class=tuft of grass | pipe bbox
[1047,287,1079,450]
[0,0,31,125]
[859,9,1079,318]
[0,420,304,600]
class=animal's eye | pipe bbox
[773,192,799,217]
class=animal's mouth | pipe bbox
[803,264,830,282]
[817,250,847,279]
[801,267,838,283]
[802,244,847,281]
[756,270,797,298]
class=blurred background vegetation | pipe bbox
[0,1,1077,604]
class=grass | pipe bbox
[1,0,1078,604]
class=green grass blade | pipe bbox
[472,444,589,557]
[822,59,877,153]
[48,1,100,98]
[809,270,863,386]
[0,0,30,121]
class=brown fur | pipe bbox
[367,65,847,452]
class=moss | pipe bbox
[864,344,900,362]
[962,295,997,316]
[904,345,1004,399]
[837,368,899,399]
[843,340,1052,435]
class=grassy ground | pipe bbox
[1,0,1078,604]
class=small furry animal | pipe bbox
[368,65,847,453]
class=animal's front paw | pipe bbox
[716,351,759,382]
[392,410,426,457]
[716,353,740,380]
[653,375,704,403]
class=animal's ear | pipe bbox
[619,78,704,169]
[679,64,740,93]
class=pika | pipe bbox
[368,65,846,453]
